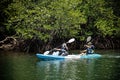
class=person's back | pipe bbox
[86,47,93,54]
[86,42,95,54]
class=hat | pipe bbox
[87,42,92,45]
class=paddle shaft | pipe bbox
[50,38,75,51]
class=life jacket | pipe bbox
[86,45,95,54]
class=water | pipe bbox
[0,50,120,80]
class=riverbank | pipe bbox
[0,36,120,53]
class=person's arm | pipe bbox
[65,44,68,50]
[80,50,87,53]
[54,48,61,51]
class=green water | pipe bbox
[0,50,120,80]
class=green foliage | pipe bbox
[79,0,119,38]
[95,18,114,36]
[4,0,120,43]
[5,0,86,42]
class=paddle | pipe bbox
[66,38,75,44]
[43,38,75,55]
[86,36,92,43]
[80,36,92,54]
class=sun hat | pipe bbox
[87,42,92,45]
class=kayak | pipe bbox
[36,53,101,61]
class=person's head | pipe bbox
[87,42,92,45]
[62,43,68,50]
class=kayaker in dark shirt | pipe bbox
[80,42,95,55]
[86,43,95,54]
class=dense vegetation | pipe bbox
[0,0,120,53]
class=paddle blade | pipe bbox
[67,38,75,43]
[87,36,92,42]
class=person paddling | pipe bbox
[45,38,75,56]
[52,42,69,56]
[86,42,95,54]
[59,43,69,56]
[80,42,95,55]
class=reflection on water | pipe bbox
[36,56,120,80]
[36,60,63,80]
[0,50,120,80]
[0,52,37,80]
[36,59,102,80]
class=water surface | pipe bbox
[0,50,120,80]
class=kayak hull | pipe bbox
[36,53,101,61]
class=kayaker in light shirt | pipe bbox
[60,43,69,56]
[51,43,69,56]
